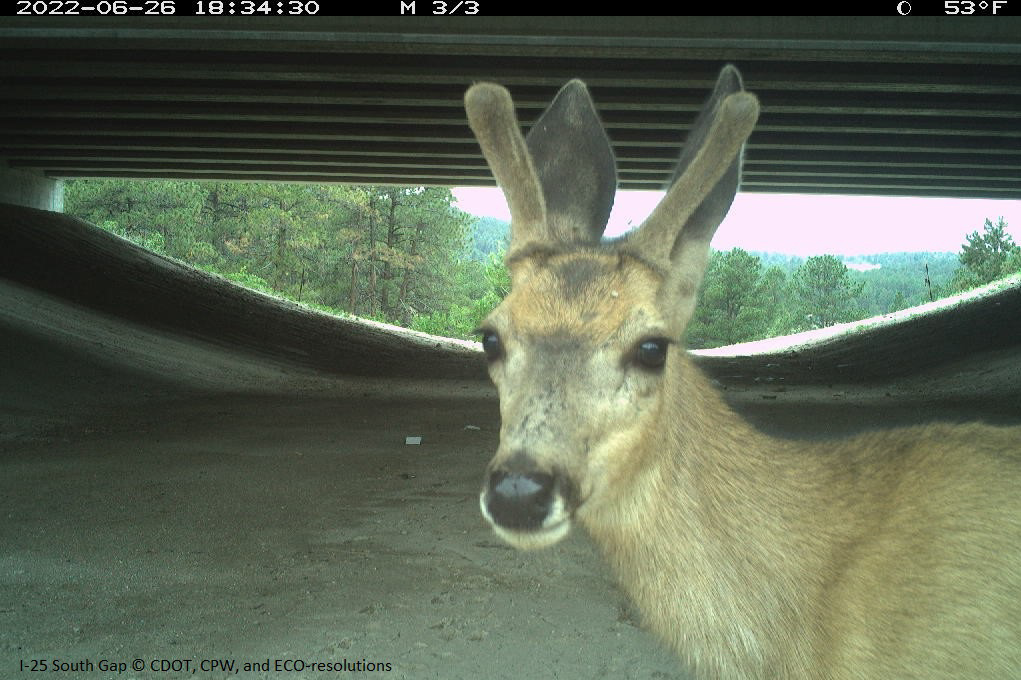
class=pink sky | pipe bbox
[452,188,1021,256]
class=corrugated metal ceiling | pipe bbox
[1,16,1019,198]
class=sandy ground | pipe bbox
[3,391,695,680]
[1,280,693,680]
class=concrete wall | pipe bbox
[0,164,63,212]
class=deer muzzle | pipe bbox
[480,459,573,549]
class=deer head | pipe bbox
[468,66,759,549]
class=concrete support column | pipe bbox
[0,165,64,212]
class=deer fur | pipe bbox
[467,66,1021,679]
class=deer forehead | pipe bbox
[499,251,665,342]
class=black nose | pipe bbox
[486,470,556,530]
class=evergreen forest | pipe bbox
[63,180,1020,350]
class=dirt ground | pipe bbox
[2,278,1019,680]
[4,391,699,680]
[4,385,1017,680]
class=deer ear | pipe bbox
[625,66,758,309]
[465,82,547,255]
[526,80,617,245]
[465,80,617,258]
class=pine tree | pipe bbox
[790,255,866,329]
[951,217,1020,291]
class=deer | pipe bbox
[465,66,1021,680]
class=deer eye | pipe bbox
[478,330,504,362]
[634,338,669,370]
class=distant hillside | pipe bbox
[469,217,510,261]
[754,251,960,316]
[848,252,959,315]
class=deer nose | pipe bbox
[486,470,556,530]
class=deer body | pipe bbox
[465,67,1021,679]
[586,351,1020,679]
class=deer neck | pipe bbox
[579,352,825,678]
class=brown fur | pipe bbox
[468,67,1021,679]
[585,349,1021,678]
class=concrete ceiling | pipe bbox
[2,16,1021,198]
